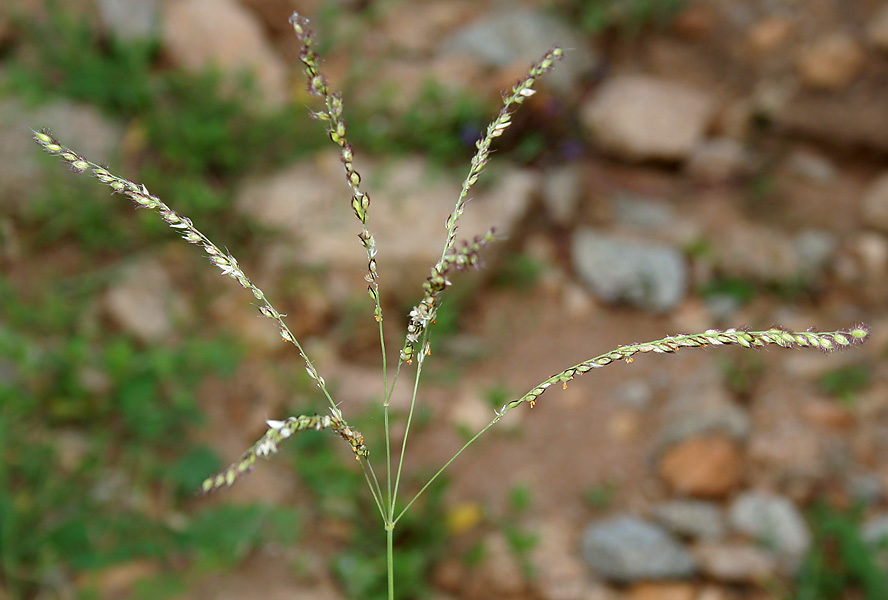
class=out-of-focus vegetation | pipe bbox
[1,3,492,597]
[795,505,888,600]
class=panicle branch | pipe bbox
[496,325,870,415]
[32,130,339,414]
[440,46,562,261]
[201,412,369,493]
[401,46,562,364]
[289,12,381,320]
[400,228,496,363]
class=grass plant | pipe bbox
[32,11,871,598]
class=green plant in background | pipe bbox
[564,0,686,35]
[30,11,872,600]
[817,364,872,406]
[795,504,888,600]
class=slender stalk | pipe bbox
[395,417,499,524]
[392,333,429,505]
[395,325,869,522]
[360,458,386,522]
[365,456,386,512]
[33,131,343,416]
[386,524,395,600]
[384,402,392,510]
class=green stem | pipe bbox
[384,403,392,511]
[394,416,499,524]
[360,458,386,521]
[365,456,386,512]
[392,332,428,506]
[386,524,395,600]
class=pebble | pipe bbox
[693,542,776,583]
[651,500,726,541]
[541,164,583,225]
[625,582,696,600]
[686,137,751,184]
[866,6,888,51]
[657,434,744,498]
[796,33,866,90]
[612,194,677,231]
[861,513,888,544]
[1,99,123,202]
[103,258,186,343]
[237,155,539,297]
[728,491,811,567]
[162,0,289,107]
[655,378,751,451]
[581,516,697,582]
[861,172,888,231]
[440,8,598,95]
[785,149,837,184]
[581,75,714,162]
[572,228,687,312]
[96,0,159,41]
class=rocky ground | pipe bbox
[3,0,888,599]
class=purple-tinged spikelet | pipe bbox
[493,325,869,415]
[201,412,369,493]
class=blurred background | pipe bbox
[1,0,887,598]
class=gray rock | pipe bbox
[581,516,697,582]
[796,34,865,90]
[862,514,888,545]
[862,172,888,231]
[572,229,686,312]
[530,518,595,600]
[103,258,187,343]
[613,380,653,409]
[96,0,159,41]
[693,542,777,583]
[581,75,714,162]
[237,154,539,296]
[686,137,751,184]
[162,0,288,107]
[786,149,837,184]
[651,500,726,541]
[729,491,811,566]
[867,5,888,51]
[848,473,884,506]
[655,375,750,450]
[440,9,597,95]
[542,165,582,225]
[1,99,122,204]
[795,229,837,280]
[612,194,676,231]
[717,224,835,283]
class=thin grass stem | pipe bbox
[32,131,343,414]
[360,458,387,522]
[391,332,429,510]
[394,417,498,525]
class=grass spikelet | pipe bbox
[401,45,563,363]
[32,129,340,414]
[401,229,496,362]
[289,12,380,316]
[201,413,368,493]
[439,46,562,260]
[498,326,870,414]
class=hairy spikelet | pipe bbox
[32,129,339,415]
[289,12,381,322]
[401,229,496,362]
[401,45,563,363]
[202,413,369,493]
[496,326,870,414]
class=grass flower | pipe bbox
[33,12,869,598]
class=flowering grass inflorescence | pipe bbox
[34,12,869,599]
